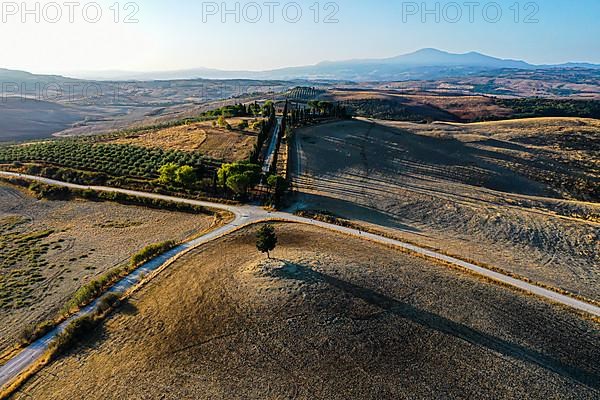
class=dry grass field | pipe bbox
[327,90,461,122]
[0,183,218,354]
[290,118,600,301]
[398,117,600,201]
[11,224,600,399]
[404,94,514,121]
[329,90,513,121]
[108,118,259,162]
[371,71,600,99]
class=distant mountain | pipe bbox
[67,67,249,81]
[258,49,541,81]
[392,48,533,68]
[320,48,533,69]
[0,68,78,84]
[6,49,600,82]
[549,62,600,69]
[65,49,539,81]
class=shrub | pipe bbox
[175,165,197,186]
[130,241,177,268]
[217,162,261,194]
[61,267,125,315]
[50,315,100,358]
[217,115,229,128]
[59,241,176,320]
[158,162,179,184]
[158,164,198,187]
[96,292,122,315]
[19,320,55,345]
[29,183,71,200]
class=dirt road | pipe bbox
[1,170,599,392]
[289,118,600,300]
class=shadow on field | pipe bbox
[65,301,139,357]
[292,192,422,234]
[300,119,556,198]
[119,300,139,316]
[273,261,600,390]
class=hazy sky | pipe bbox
[2,0,599,74]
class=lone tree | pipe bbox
[256,224,277,259]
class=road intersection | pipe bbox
[1,170,599,391]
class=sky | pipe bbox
[1,0,599,74]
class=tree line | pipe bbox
[288,101,348,126]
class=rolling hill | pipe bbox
[61,49,600,81]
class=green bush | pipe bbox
[29,182,72,200]
[19,320,55,345]
[96,293,122,315]
[50,315,100,358]
[61,240,176,316]
[158,163,179,184]
[217,162,261,192]
[61,268,125,315]
[130,241,177,268]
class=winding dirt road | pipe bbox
[1,170,599,391]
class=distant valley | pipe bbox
[1,48,599,142]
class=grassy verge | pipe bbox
[0,352,52,399]
[0,176,225,213]
[1,293,123,400]
[0,213,234,396]
[59,240,177,317]
[61,241,178,316]
[0,167,239,206]
[13,240,178,352]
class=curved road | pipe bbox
[1,170,599,390]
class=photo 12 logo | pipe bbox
[0,80,285,104]
[401,2,540,23]
[201,2,340,23]
[1,81,131,103]
[0,1,140,23]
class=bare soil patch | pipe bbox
[0,183,217,353]
[109,119,259,162]
[11,224,600,399]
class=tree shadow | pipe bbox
[67,301,139,357]
[271,261,600,390]
[118,300,139,316]
[290,192,423,235]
